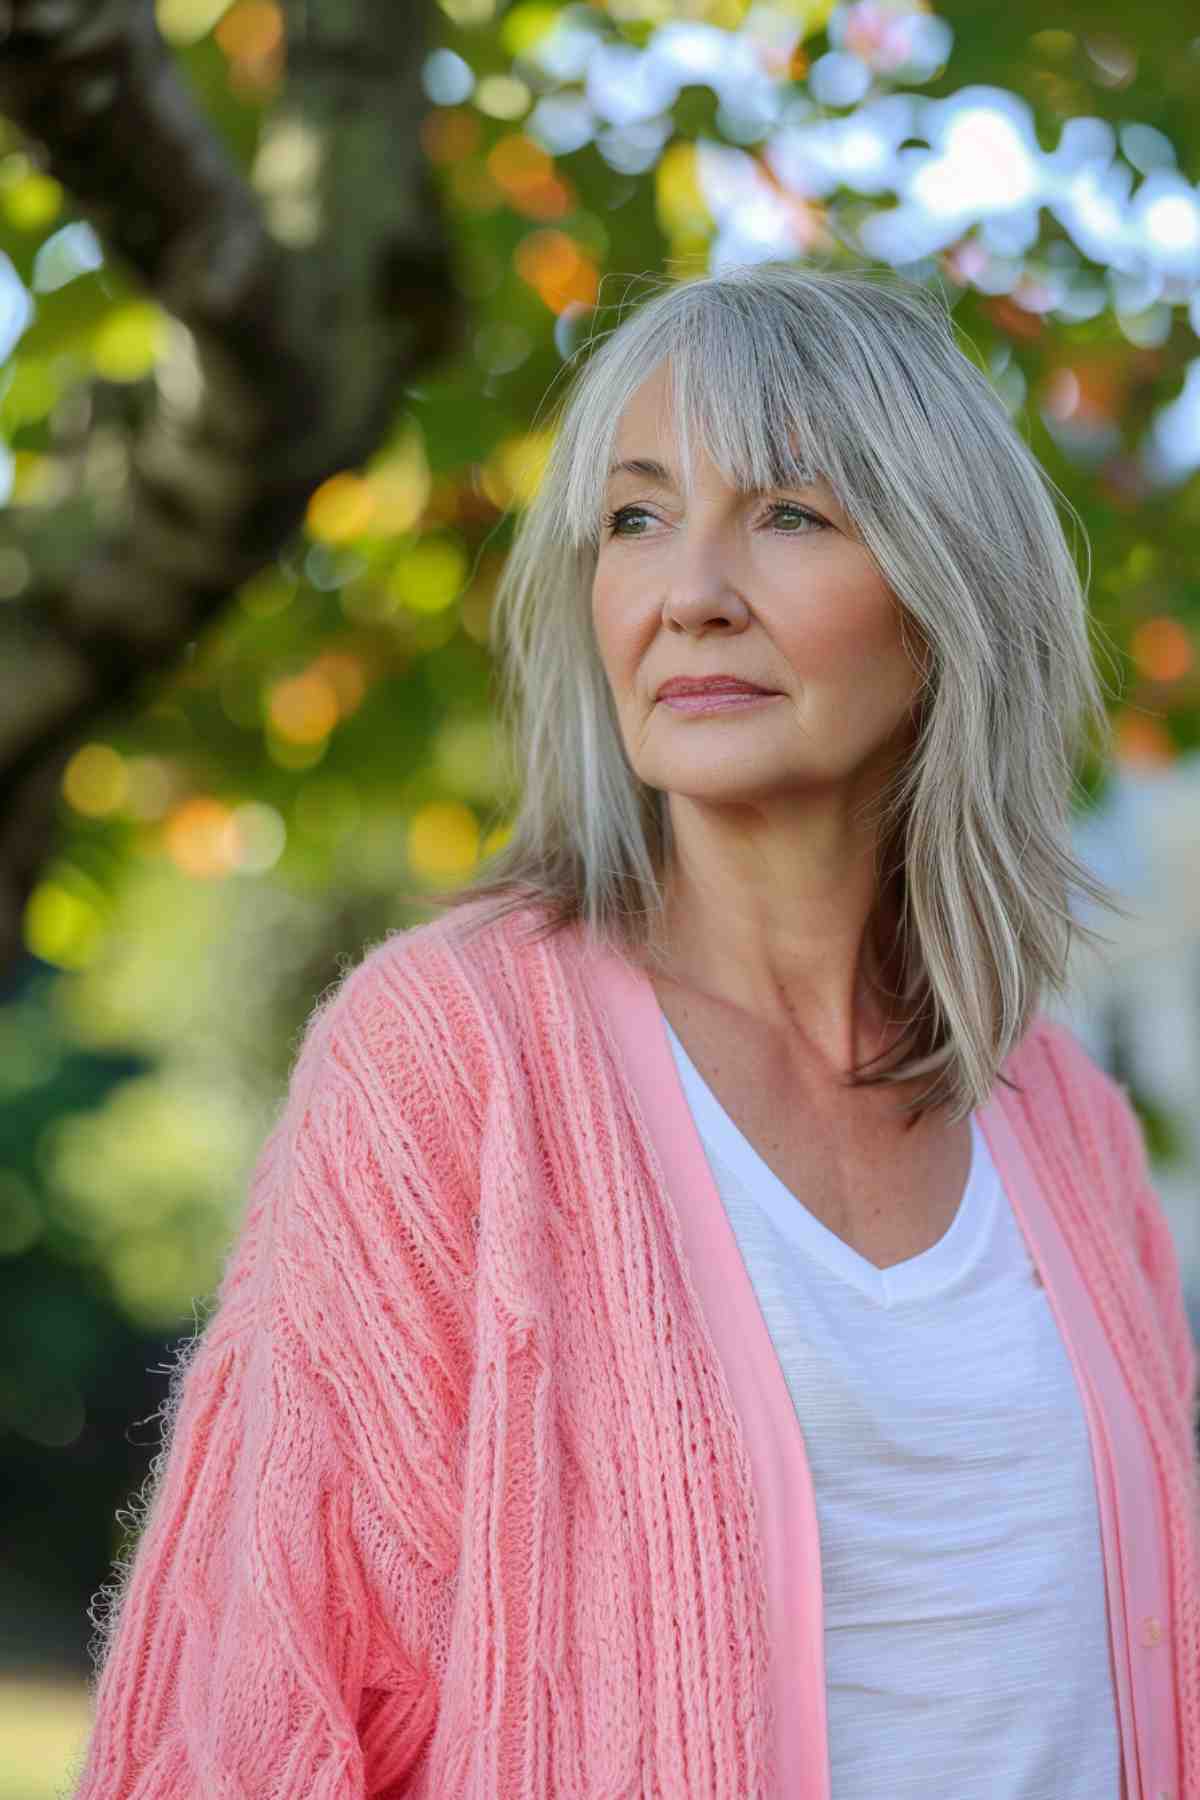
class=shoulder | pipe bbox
[1015,1018,1198,1423]
[1006,1009,1121,1104]
[999,1009,1160,1219]
[282,895,573,1126]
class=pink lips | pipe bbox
[656,678,777,699]
[657,686,782,714]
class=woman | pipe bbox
[74,264,1198,1798]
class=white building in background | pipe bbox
[1051,751,1200,1342]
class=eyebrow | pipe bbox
[606,458,676,487]
[604,456,823,494]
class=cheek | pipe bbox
[592,576,643,678]
[781,578,907,672]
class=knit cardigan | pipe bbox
[73,898,1200,1799]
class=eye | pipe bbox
[602,501,828,538]
[766,503,828,533]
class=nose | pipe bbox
[663,577,751,635]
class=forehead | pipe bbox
[604,367,826,491]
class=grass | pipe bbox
[0,1674,94,1800]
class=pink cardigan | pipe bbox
[73,900,1200,1798]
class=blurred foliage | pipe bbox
[2,0,1200,1715]
[0,1673,93,1800]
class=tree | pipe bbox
[0,0,465,973]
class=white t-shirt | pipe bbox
[662,1014,1124,1799]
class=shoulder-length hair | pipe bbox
[410,260,1132,1125]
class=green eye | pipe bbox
[602,502,827,537]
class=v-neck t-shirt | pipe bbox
[662,1011,1123,1800]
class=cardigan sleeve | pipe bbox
[72,1034,449,1798]
[1105,1078,1199,1440]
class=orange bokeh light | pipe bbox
[162,796,238,879]
[421,108,482,166]
[267,670,340,744]
[1114,710,1175,767]
[484,134,572,219]
[1131,616,1194,685]
[310,648,368,720]
[513,230,599,315]
[215,0,283,60]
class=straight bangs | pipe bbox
[406,263,1133,1125]
[555,293,834,555]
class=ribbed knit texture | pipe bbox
[71,899,1200,1798]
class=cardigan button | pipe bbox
[1141,1615,1163,1646]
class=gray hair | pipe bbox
[414,261,1132,1125]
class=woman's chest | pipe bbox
[656,993,975,1272]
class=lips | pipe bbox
[656,677,777,699]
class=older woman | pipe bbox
[75,265,1198,1800]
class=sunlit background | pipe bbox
[2,0,1200,1791]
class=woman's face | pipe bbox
[591,363,928,814]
